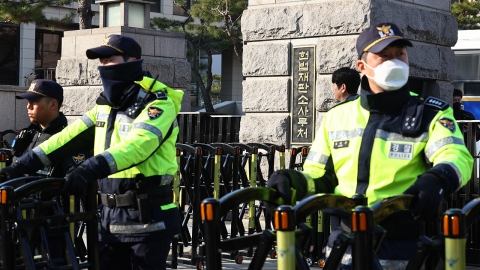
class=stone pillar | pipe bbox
[56,26,192,121]
[240,0,457,147]
[19,23,36,87]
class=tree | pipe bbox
[189,0,244,63]
[452,0,480,30]
[0,0,73,27]
[77,0,95,29]
[151,0,245,112]
[202,73,222,103]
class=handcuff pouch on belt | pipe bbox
[135,174,173,224]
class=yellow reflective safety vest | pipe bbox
[302,84,473,207]
[37,77,183,178]
[29,76,184,242]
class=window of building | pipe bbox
[35,30,62,68]
[0,23,20,85]
[464,82,480,96]
[455,53,480,81]
[34,30,62,81]
[151,0,162,13]
[128,3,145,28]
[105,3,121,27]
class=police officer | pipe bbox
[453,88,480,141]
[331,67,360,102]
[267,22,473,268]
[1,35,183,269]
[0,79,88,262]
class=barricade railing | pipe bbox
[200,190,419,270]
[200,187,282,270]
[172,142,291,268]
[172,136,480,268]
[0,177,99,269]
[173,144,202,267]
[454,120,480,265]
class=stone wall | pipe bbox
[0,86,30,133]
[240,0,457,147]
[57,26,192,118]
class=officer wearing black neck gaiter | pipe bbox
[97,59,145,108]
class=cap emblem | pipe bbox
[103,36,111,45]
[376,25,394,38]
[101,36,124,54]
[28,82,36,91]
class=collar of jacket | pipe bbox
[96,83,141,109]
[41,112,68,133]
[359,76,410,113]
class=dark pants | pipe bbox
[99,235,173,270]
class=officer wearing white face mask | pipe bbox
[265,22,473,269]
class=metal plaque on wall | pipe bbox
[291,45,316,145]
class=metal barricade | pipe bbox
[174,144,202,266]
[200,187,281,270]
[0,177,99,269]
[454,120,480,265]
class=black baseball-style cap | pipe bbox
[16,79,64,106]
[86,34,142,60]
[356,22,413,59]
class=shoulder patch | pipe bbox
[148,106,164,120]
[72,154,86,165]
[438,118,456,133]
[424,96,448,110]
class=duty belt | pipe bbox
[100,185,173,209]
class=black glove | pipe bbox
[63,167,92,196]
[0,166,24,183]
[403,173,445,220]
[265,169,308,214]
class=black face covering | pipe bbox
[98,59,144,106]
[453,102,462,119]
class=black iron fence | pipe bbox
[176,112,241,144]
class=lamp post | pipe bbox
[96,0,154,28]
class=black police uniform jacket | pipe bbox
[302,77,472,239]
[12,112,87,177]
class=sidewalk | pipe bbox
[169,218,279,269]
[170,219,480,269]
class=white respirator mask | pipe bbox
[362,59,409,91]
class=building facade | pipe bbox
[240,0,458,147]
[0,0,196,87]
